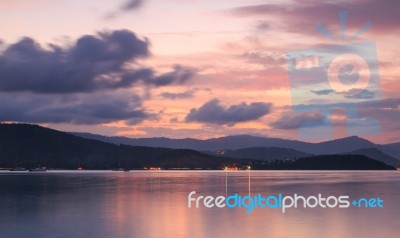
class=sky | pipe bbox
[0,0,399,143]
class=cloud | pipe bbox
[0,29,195,125]
[105,0,145,19]
[272,98,400,133]
[169,117,179,123]
[228,0,400,35]
[271,111,324,129]
[151,65,195,86]
[255,21,270,31]
[311,89,335,95]
[358,98,400,130]
[185,99,272,126]
[310,88,376,99]
[0,29,195,93]
[161,89,196,100]
[343,89,375,100]
[0,92,151,125]
[240,51,286,67]
[121,0,144,11]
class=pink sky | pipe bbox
[0,0,399,143]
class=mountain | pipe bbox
[259,155,396,170]
[217,147,312,161]
[71,132,400,159]
[348,148,400,167]
[0,123,233,170]
[1,123,397,170]
[308,136,376,154]
[71,133,310,151]
[378,142,400,161]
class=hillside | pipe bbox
[378,142,400,160]
[71,133,311,151]
[348,148,400,167]
[71,132,400,159]
[217,147,311,161]
[253,154,396,170]
[0,124,231,170]
[0,124,397,170]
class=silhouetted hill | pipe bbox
[377,142,400,161]
[0,124,231,169]
[72,132,400,159]
[253,154,396,170]
[71,133,310,151]
[1,124,397,170]
[310,136,375,154]
[217,147,311,161]
[290,155,396,170]
[348,148,400,167]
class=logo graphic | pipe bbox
[286,11,381,140]
[188,191,384,214]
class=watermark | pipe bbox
[286,11,381,140]
[188,191,384,214]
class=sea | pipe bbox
[0,171,399,238]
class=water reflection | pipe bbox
[0,171,399,238]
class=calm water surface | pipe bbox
[0,171,399,238]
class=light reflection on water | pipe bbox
[0,171,399,238]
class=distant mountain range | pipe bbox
[211,147,399,167]
[0,123,397,170]
[347,148,400,167]
[215,147,312,161]
[72,132,400,166]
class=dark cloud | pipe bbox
[311,89,335,95]
[310,88,376,99]
[310,88,376,100]
[121,0,144,11]
[271,111,324,129]
[0,29,195,93]
[343,89,375,100]
[0,92,150,125]
[151,65,195,86]
[105,0,145,19]
[0,29,195,125]
[160,89,197,100]
[228,0,400,35]
[185,99,272,126]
